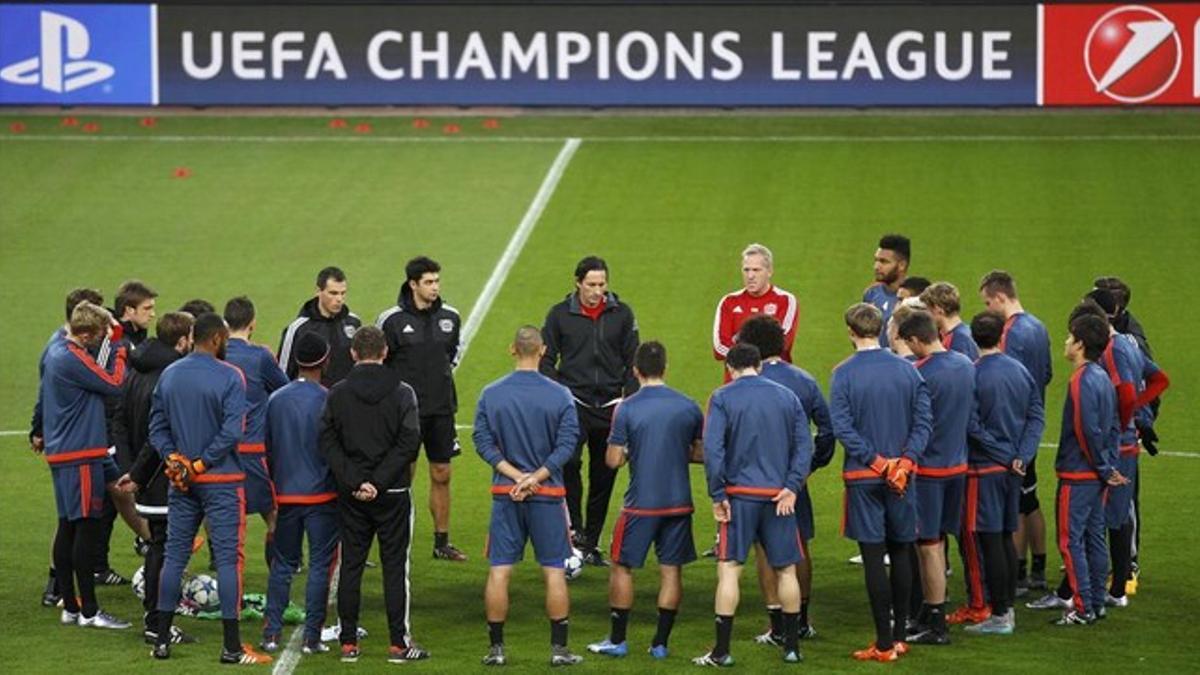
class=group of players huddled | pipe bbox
[31,236,1169,667]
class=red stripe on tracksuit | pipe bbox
[963,476,986,609]
[1070,370,1096,470]
[1057,485,1085,614]
[236,487,247,602]
[718,522,729,560]
[610,512,628,562]
[80,464,92,518]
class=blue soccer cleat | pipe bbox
[649,644,669,660]
[586,638,628,657]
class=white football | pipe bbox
[184,573,220,611]
[131,565,146,600]
[564,547,584,581]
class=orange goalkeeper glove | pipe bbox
[886,457,915,495]
[164,453,205,492]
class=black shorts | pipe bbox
[420,415,460,463]
[1019,459,1040,515]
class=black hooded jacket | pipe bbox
[278,297,362,387]
[539,291,639,407]
[120,338,185,517]
[319,363,421,495]
[376,285,461,417]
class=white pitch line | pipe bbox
[455,137,581,365]
[3,133,1200,145]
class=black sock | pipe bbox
[550,617,569,648]
[222,618,240,653]
[157,611,175,648]
[1032,554,1047,576]
[1017,557,1028,581]
[767,605,783,638]
[609,607,630,644]
[1057,577,1072,600]
[860,542,893,651]
[929,603,947,632]
[488,621,504,647]
[435,531,449,549]
[887,541,913,643]
[652,607,677,648]
[713,615,734,659]
[799,599,810,628]
[782,612,799,653]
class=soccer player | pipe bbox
[898,276,931,300]
[540,256,639,566]
[695,343,811,666]
[319,326,428,663]
[149,312,270,664]
[113,279,158,348]
[115,311,198,645]
[377,256,466,561]
[475,326,583,667]
[179,298,216,316]
[921,282,980,361]
[41,300,132,630]
[262,333,339,655]
[961,311,1045,635]
[712,243,799,375]
[1050,313,1127,626]
[886,299,926,361]
[223,296,289,568]
[586,341,703,659]
[831,303,931,662]
[863,234,911,348]
[979,270,1052,594]
[279,266,363,386]
[736,316,834,645]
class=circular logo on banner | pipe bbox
[1084,5,1182,103]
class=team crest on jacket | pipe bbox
[439,319,454,333]
[343,325,357,339]
[764,303,778,315]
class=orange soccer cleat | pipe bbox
[947,605,992,625]
[852,643,900,662]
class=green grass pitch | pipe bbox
[1,111,1198,673]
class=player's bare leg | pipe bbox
[483,565,512,665]
[430,463,464,560]
[107,482,150,540]
[590,564,634,655]
[774,564,802,660]
[543,566,580,665]
[753,544,784,645]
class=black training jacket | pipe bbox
[319,363,421,495]
[376,285,461,417]
[119,339,184,518]
[539,291,639,407]
[278,297,362,387]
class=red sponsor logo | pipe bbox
[1043,3,1200,105]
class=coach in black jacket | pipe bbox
[279,266,362,387]
[539,255,639,566]
[115,311,195,644]
[319,326,427,661]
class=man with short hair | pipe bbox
[712,243,799,377]
[863,234,911,348]
[116,311,197,645]
[979,270,1053,594]
[695,343,811,666]
[262,333,339,655]
[280,266,362,386]
[377,256,466,562]
[832,303,931,662]
[41,300,133,631]
[179,299,216,317]
[886,299,926,361]
[541,256,639,566]
[223,296,290,567]
[114,280,158,348]
[320,325,427,664]
[150,312,270,665]
[898,277,931,300]
[921,282,979,360]
[475,326,583,667]
[736,315,834,645]
[587,341,703,660]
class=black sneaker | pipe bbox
[94,568,130,586]
[433,544,468,562]
[41,575,61,607]
[1053,610,1095,626]
[388,642,430,663]
[145,625,198,645]
[907,629,951,645]
[582,548,609,568]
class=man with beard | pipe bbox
[863,234,911,349]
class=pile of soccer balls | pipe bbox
[130,566,220,613]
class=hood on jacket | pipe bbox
[398,283,443,314]
[344,363,401,404]
[130,338,183,374]
[299,296,352,323]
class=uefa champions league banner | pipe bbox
[0,3,1197,106]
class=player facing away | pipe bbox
[712,243,799,377]
[149,313,270,664]
[921,282,980,361]
[261,333,339,655]
[41,301,133,630]
[862,234,911,348]
[319,326,428,663]
[735,315,835,645]
[831,303,932,662]
[1051,314,1128,625]
[475,326,584,667]
[222,297,290,568]
[960,312,1044,636]
[586,341,704,660]
[696,343,812,667]
[979,270,1053,594]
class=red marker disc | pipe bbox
[172,167,192,179]
[443,123,461,134]
[61,116,79,127]
[412,118,430,129]
[9,121,26,133]
[140,117,157,128]
[329,118,347,129]
[482,118,501,130]
[82,122,100,133]
[354,122,373,134]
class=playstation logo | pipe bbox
[1084,5,1182,104]
[0,11,115,93]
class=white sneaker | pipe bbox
[1026,593,1070,610]
[60,610,79,625]
[1105,594,1129,608]
[78,610,131,629]
[847,554,891,565]
[320,622,369,643]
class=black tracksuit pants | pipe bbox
[143,517,168,631]
[564,403,616,550]
[337,490,413,648]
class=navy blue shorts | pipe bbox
[240,450,276,515]
[487,498,572,568]
[52,461,107,521]
[842,482,917,544]
[795,487,815,541]
[915,475,965,542]
[965,468,1020,534]
[1105,454,1138,529]
[609,508,696,568]
[718,498,803,567]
